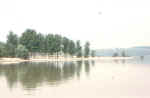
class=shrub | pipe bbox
[16,45,29,59]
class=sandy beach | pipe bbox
[0,57,134,65]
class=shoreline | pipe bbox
[0,57,134,65]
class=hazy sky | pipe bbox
[0,0,150,49]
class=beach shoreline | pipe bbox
[0,57,134,65]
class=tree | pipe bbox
[16,45,29,59]
[36,33,45,52]
[53,34,62,57]
[0,29,89,59]
[7,31,18,48]
[6,31,18,57]
[0,49,2,57]
[68,40,76,56]
[91,50,95,57]
[62,37,70,54]
[84,41,90,58]
[76,40,82,57]
[45,34,55,54]
[53,34,62,54]
[20,29,38,53]
[0,42,7,57]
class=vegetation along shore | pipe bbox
[0,29,96,64]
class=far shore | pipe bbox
[0,56,134,65]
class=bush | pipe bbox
[16,45,29,59]
[0,42,7,57]
[0,48,3,57]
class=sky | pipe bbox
[0,0,150,49]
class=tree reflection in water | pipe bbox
[0,60,95,90]
[84,61,90,76]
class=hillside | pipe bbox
[95,46,150,57]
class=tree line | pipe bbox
[0,29,95,59]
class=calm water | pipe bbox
[0,57,150,98]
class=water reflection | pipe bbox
[140,56,144,62]
[91,60,95,66]
[121,59,126,64]
[76,61,83,78]
[113,59,126,64]
[113,59,119,64]
[84,61,90,76]
[0,61,95,90]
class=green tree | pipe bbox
[84,41,90,58]
[45,34,54,55]
[0,47,2,57]
[20,29,38,53]
[0,29,90,59]
[68,40,76,56]
[76,40,82,57]
[62,37,70,54]
[91,50,95,57]
[36,33,45,52]
[16,45,29,59]
[6,31,18,57]
[53,34,62,57]
[0,42,7,57]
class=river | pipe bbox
[0,57,150,98]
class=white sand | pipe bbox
[0,57,134,65]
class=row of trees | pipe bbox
[0,29,95,59]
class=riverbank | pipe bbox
[0,57,98,65]
[0,58,28,65]
[0,57,135,65]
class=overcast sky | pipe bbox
[0,0,150,49]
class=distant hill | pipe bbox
[95,46,150,57]
[95,49,115,57]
